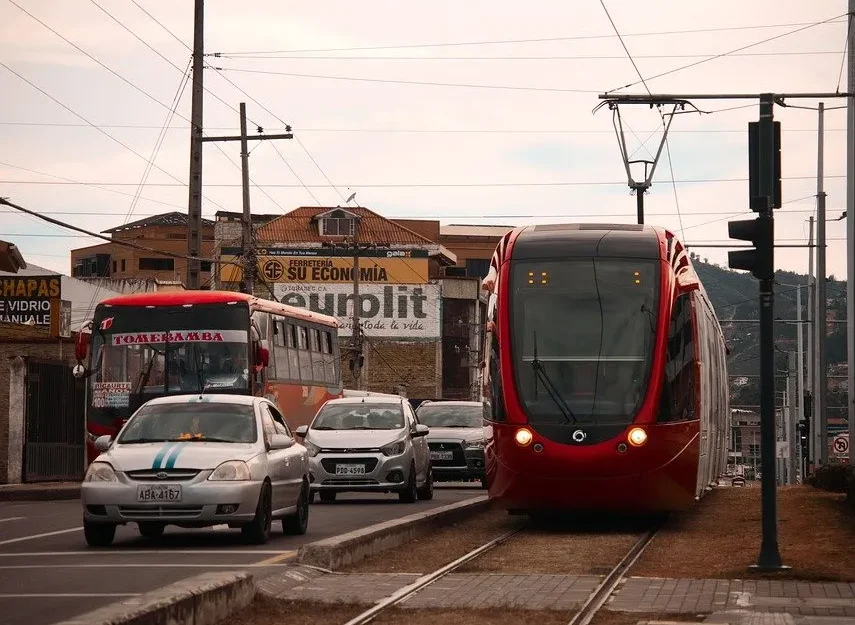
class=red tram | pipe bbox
[480,223,729,515]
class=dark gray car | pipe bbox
[415,400,486,488]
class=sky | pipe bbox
[0,0,852,279]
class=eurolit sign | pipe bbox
[273,283,441,339]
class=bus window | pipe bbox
[286,323,300,382]
[311,328,324,382]
[297,325,312,381]
[272,321,289,380]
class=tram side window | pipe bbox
[660,293,696,423]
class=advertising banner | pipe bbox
[0,275,62,326]
[219,248,429,284]
[273,282,441,339]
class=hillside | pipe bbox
[691,253,848,411]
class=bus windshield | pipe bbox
[88,303,251,418]
[509,258,660,425]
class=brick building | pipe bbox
[214,206,500,400]
[70,212,215,286]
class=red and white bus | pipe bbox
[74,290,342,465]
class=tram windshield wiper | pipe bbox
[530,331,576,424]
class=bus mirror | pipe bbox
[257,346,270,367]
[75,332,88,361]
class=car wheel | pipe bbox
[84,521,116,547]
[283,481,310,536]
[242,482,272,545]
[319,491,336,502]
[138,522,165,539]
[398,463,418,503]
[416,466,434,501]
[480,475,488,489]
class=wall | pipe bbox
[0,338,76,483]
[340,337,441,399]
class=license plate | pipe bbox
[137,484,182,502]
[431,451,454,461]
[335,464,366,476]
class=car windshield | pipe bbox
[312,403,405,430]
[416,404,482,428]
[117,402,257,444]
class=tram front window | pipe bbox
[509,258,659,424]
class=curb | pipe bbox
[0,484,81,501]
[52,571,255,625]
[296,494,491,571]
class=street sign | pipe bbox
[832,433,849,457]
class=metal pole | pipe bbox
[846,0,855,457]
[186,0,204,290]
[807,216,815,468]
[796,287,804,479]
[753,93,785,570]
[350,223,362,389]
[635,186,644,224]
[239,103,253,295]
[787,351,797,484]
[816,102,828,466]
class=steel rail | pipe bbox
[566,523,663,625]
[340,526,523,625]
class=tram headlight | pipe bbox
[514,428,533,447]
[627,427,648,447]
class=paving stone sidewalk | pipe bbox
[259,567,855,622]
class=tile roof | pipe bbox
[256,206,438,246]
[102,211,215,234]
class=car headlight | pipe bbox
[84,461,118,483]
[304,441,321,457]
[380,440,406,457]
[208,460,251,481]
[464,438,484,449]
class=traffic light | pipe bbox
[749,120,782,209]
[727,213,774,281]
[804,391,812,420]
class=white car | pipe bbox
[81,394,310,547]
[295,396,433,503]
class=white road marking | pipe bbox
[0,563,293,569]
[0,517,25,523]
[0,527,81,546]
[0,593,141,598]
[0,549,293,556]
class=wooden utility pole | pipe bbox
[186,0,204,290]
[201,103,293,294]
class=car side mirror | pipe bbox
[268,434,294,450]
[414,424,429,437]
[295,425,308,437]
[94,435,112,452]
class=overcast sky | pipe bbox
[1,0,852,280]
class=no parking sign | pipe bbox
[832,433,849,458]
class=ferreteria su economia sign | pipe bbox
[0,275,62,326]
[219,247,429,284]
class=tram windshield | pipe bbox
[509,258,659,424]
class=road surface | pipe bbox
[0,485,480,625]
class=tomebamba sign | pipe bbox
[0,275,62,326]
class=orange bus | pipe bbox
[74,290,342,465]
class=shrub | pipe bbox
[810,463,855,493]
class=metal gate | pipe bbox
[23,359,86,482]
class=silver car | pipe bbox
[295,396,433,503]
[81,394,310,547]
[415,400,487,488]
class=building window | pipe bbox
[321,217,355,236]
[465,259,491,279]
[121,259,126,271]
[139,257,174,271]
[201,261,212,272]
[112,261,117,274]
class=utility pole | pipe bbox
[795,285,804,480]
[186,0,204,290]
[787,351,797,484]
[846,0,855,458]
[200,103,293,294]
[350,219,363,388]
[816,101,828,466]
[807,216,815,469]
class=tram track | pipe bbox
[339,516,664,625]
